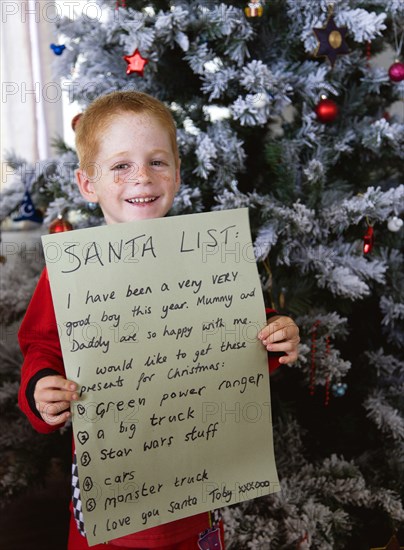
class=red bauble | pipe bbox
[363,225,374,254]
[388,61,404,83]
[49,215,73,234]
[315,98,339,123]
[71,113,82,132]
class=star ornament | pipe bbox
[123,48,149,76]
[313,14,349,67]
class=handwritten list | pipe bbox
[42,208,279,546]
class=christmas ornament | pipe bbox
[313,7,349,67]
[363,224,374,254]
[387,216,403,232]
[324,336,331,406]
[310,320,321,397]
[123,48,149,76]
[370,534,404,550]
[71,113,82,132]
[50,43,66,56]
[245,0,263,17]
[13,190,43,224]
[87,202,98,211]
[365,41,372,68]
[115,0,126,7]
[389,16,404,83]
[315,96,339,123]
[331,382,347,397]
[49,214,73,234]
[388,61,404,82]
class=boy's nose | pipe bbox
[133,163,150,182]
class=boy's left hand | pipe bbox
[258,315,300,364]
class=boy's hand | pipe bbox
[258,315,300,364]
[34,375,78,426]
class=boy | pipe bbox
[18,91,300,549]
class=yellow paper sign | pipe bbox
[42,208,279,545]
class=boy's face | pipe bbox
[76,112,180,224]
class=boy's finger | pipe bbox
[44,389,78,403]
[265,341,297,352]
[36,376,77,392]
[258,322,298,340]
[38,401,71,424]
[42,409,71,426]
[38,399,69,412]
[262,328,299,346]
[279,352,298,364]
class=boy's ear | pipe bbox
[75,169,98,203]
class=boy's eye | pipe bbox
[150,160,166,167]
[112,163,130,170]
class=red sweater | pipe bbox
[18,268,279,548]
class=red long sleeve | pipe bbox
[18,268,65,434]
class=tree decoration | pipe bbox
[313,6,349,67]
[245,0,264,18]
[50,43,66,56]
[389,17,404,83]
[115,0,126,8]
[365,41,372,68]
[123,48,149,76]
[324,336,331,406]
[49,214,73,234]
[387,216,403,232]
[71,113,82,132]
[315,95,339,123]
[331,382,347,397]
[388,61,404,83]
[363,223,374,254]
[13,190,43,224]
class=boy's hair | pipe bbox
[75,91,179,172]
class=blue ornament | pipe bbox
[87,202,98,211]
[331,382,347,397]
[50,43,66,56]
[14,190,43,224]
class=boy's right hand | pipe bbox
[34,375,78,426]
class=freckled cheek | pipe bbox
[158,173,177,189]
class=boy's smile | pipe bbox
[76,112,181,224]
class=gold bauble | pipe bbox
[329,30,342,49]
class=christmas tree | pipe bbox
[1,0,404,548]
